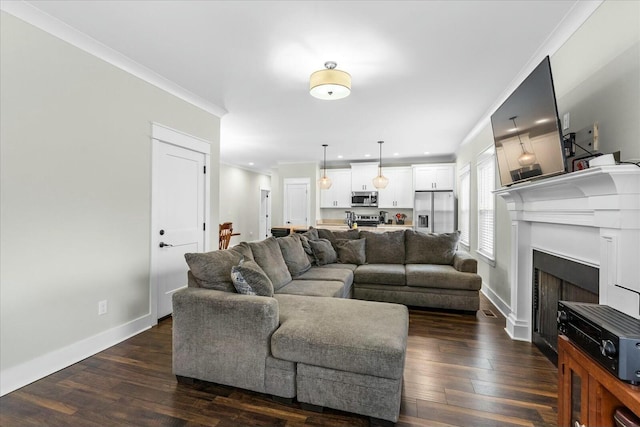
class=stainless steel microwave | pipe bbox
[351,191,378,207]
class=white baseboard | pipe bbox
[0,313,153,396]
[480,282,510,319]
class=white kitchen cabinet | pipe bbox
[413,164,455,191]
[378,167,413,208]
[350,163,379,191]
[319,169,352,208]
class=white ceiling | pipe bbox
[20,0,597,173]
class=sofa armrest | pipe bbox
[172,288,279,393]
[453,250,477,273]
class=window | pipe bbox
[458,164,470,248]
[477,147,495,263]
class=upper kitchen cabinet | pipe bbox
[378,167,413,208]
[413,164,455,191]
[319,168,352,208]
[350,163,379,191]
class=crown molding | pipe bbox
[1,0,227,118]
[459,0,603,149]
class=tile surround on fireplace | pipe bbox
[495,165,640,342]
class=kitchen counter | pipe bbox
[316,224,413,233]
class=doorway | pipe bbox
[150,123,211,321]
[283,178,310,227]
[259,188,271,239]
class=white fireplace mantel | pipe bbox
[495,165,640,341]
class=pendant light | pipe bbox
[372,140,389,189]
[318,144,332,189]
[310,62,351,100]
[510,116,537,166]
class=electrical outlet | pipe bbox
[98,300,108,315]
[563,112,570,131]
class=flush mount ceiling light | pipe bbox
[372,140,389,189]
[510,116,537,166]
[310,61,351,100]
[318,144,332,190]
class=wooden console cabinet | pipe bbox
[558,335,640,427]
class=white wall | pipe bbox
[219,164,271,243]
[456,0,640,316]
[0,11,220,395]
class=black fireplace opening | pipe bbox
[532,250,599,365]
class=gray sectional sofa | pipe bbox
[172,228,481,424]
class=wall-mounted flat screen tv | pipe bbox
[490,56,566,187]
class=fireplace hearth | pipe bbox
[531,250,598,364]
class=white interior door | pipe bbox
[284,180,309,227]
[259,189,271,239]
[153,141,206,318]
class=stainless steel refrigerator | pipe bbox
[414,191,456,233]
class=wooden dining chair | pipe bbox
[219,222,233,250]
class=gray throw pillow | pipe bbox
[299,235,316,265]
[360,230,405,264]
[277,233,312,277]
[299,227,319,242]
[231,259,274,296]
[335,238,366,265]
[248,237,292,290]
[333,229,360,240]
[316,228,335,243]
[405,230,460,264]
[308,238,338,265]
[184,249,244,292]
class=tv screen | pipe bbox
[491,56,566,187]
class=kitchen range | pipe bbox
[344,211,403,228]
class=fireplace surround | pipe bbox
[495,165,640,342]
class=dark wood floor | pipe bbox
[0,295,558,426]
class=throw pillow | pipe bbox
[335,238,366,265]
[277,233,312,277]
[333,229,360,240]
[405,230,461,265]
[248,237,292,291]
[231,259,274,297]
[360,230,405,264]
[299,227,319,242]
[308,238,338,265]
[316,228,335,243]
[184,249,244,292]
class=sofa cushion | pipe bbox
[231,259,274,296]
[405,230,460,265]
[230,241,254,260]
[248,237,292,291]
[316,228,335,242]
[299,227,320,242]
[275,280,345,298]
[308,239,338,265]
[405,264,482,290]
[333,229,360,240]
[295,267,353,290]
[277,233,312,277]
[360,230,405,264]
[354,264,406,286]
[318,263,358,272]
[335,238,366,265]
[272,295,408,380]
[184,249,244,292]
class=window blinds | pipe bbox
[459,165,470,246]
[477,149,495,260]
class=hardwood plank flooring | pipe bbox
[0,295,558,426]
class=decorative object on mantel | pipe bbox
[309,61,351,100]
[372,140,389,189]
[318,144,332,190]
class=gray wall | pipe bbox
[219,164,271,243]
[0,12,220,379]
[456,0,640,310]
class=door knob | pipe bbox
[159,242,173,248]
